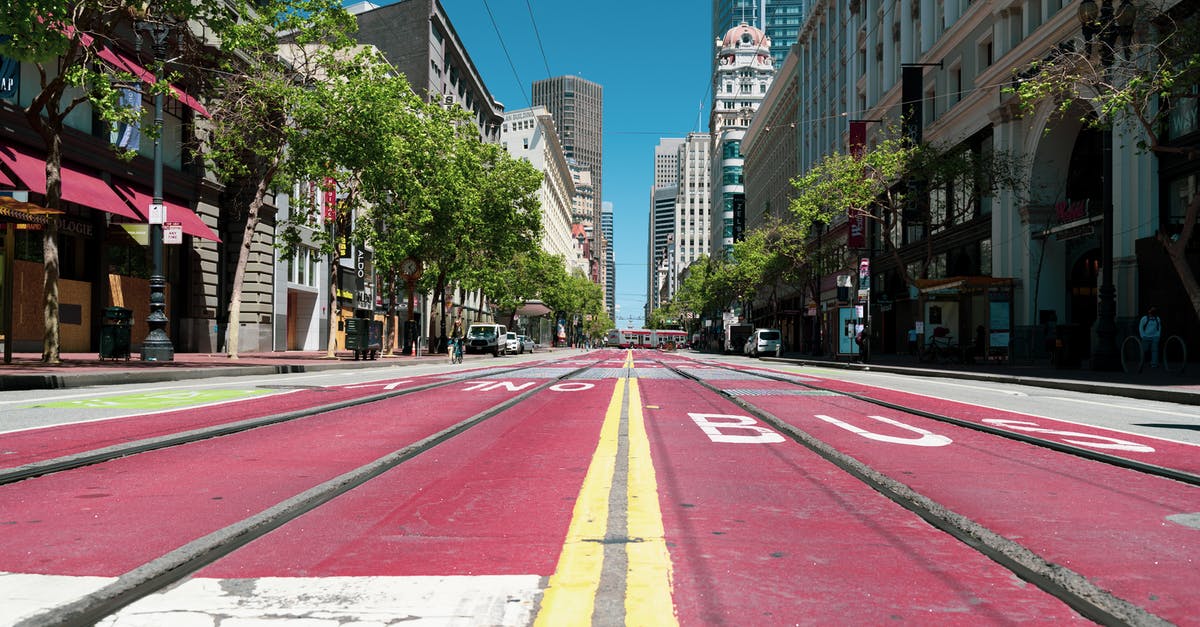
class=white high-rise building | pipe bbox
[711,22,775,257]
[654,137,685,189]
[500,107,579,274]
[673,132,712,288]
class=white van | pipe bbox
[744,328,782,357]
[466,323,507,357]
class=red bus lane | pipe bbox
[194,378,616,578]
[0,376,547,577]
[0,374,443,469]
[636,376,1088,625]
[98,376,620,624]
[727,378,1200,624]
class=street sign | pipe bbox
[163,222,182,244]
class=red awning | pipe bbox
[72,29,211,119]
[0,144,141,220]
[113,182,221,242]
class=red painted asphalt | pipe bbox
[3,349,1197,624]
[0,374,542,576]
[197,377,619,578]
[0,374,433,469]
[637,377,1091,625]
[715,374,1200,624]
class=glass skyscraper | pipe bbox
[712,0,810,68]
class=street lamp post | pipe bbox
[137,20,174,362]
[1078,0,1135,371]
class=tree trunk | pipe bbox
[384,274,397,356]
[226,175,274,359]
[38,125,63,364]
[1160,190,1200,324]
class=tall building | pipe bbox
[712,1,809,70]
[601,202,615,317]
[648,186,678,312]
[654,137,685,189]
[348,0,504,143]
[532,76,603,242]
[670,133,712,301]
[711,22,775,257]
[647,134,711,313]
[499,107,579,275]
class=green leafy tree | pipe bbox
[789,133,1023,290]
[1012,3,1200,320]
[0,0,231,362]
[281,48,430,356]
[204,0,356,358]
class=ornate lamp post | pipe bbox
[136,19,175,362]
[1078,0,1136,371]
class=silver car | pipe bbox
[517,335,536,353]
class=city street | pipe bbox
[1,349,1197,625]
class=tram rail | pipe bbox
[644,353,1186,626]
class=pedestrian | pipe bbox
[855,323,868,363]
[1139,306,1162,368]
[907,327,918,355]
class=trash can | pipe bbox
[99,306,132,361]
[345,317,367,355]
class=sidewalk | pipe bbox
[1,348,1198,405]
[763,351,1200,405]
[0,350,452,391]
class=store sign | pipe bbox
[0,55,18,99]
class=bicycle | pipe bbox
[449,337,463,364]
[919,336,962,365]
[1121,334,1187,374]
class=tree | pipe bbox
[204,0,356,358]
[788,133,1024,291]
[353,103,543,350]
[1012,2,1200,321]
[279,48,430,357]
[0,0,230,362]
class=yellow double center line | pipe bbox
[535,351,676,626]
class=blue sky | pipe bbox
[441,0,712,328]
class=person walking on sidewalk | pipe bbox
[1139,306,1163,368]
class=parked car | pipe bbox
[517,335,536,354]
[505,331,520,354]
[466,323,507,356]
[744,328,782,357]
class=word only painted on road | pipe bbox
[461,381,596,393]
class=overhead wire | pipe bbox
[524,0,553,82]
[480,0,532,109]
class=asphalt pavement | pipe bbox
[1,347,1198,405]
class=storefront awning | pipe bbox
[0,196,63,224]
[515,300,552,317]
[71,29,211,119]
[113,182,221,242]
[914,276,1016,294]
[0,144,141,220]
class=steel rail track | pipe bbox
[653,355,1173,627]
[14,359,605,627]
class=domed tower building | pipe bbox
[710,23,775,258]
